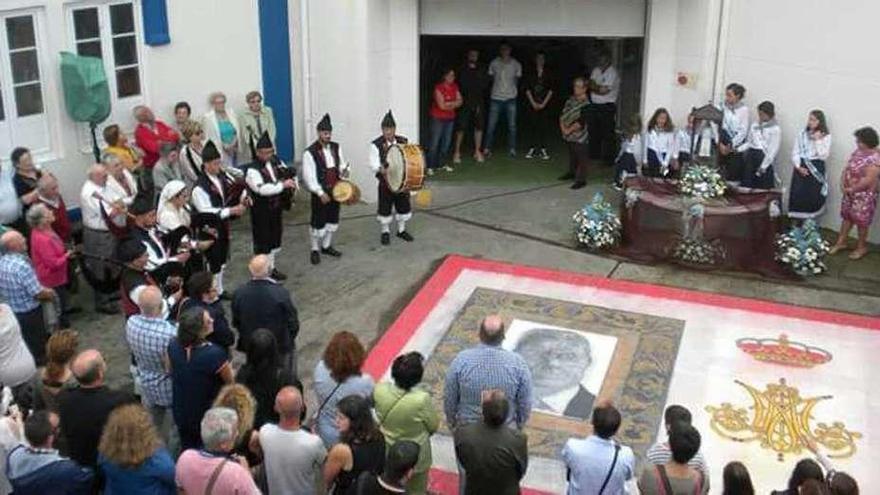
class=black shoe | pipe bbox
[321,246,342,257]
[271,268,287,281]
[396,231,414,242]
[558,172,575,181]
[381,232,390,245]
[570,181,587,190]
[310,250,321,265]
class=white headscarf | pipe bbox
[157,180,190,232]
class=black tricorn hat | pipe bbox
[381,110,396,129]
[317,113,332,132]
[201,140,221,162]
[256,131,274,150]
[116,238,146,263]
[128,192,155,216]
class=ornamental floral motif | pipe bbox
[573,192,622,250]
[679,164,727,200]
[775,220,830,276]
[671,237,726,265]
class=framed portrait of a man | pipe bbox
[503,319,617,420]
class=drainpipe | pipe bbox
[299,0,313,145]
[710,0,731,104]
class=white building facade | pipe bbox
[1,0,879,240]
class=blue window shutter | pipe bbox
[142,0,170,46]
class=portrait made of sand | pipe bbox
[502,319,618,421]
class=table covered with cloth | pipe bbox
[616,177,791,278]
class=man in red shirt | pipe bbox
[133,105,179,194]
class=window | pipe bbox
[71,2,142,100]
[0,11,50,159]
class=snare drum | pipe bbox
[331,180,361,205]
[386,144,426,193]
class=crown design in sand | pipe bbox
[736,334,832,368]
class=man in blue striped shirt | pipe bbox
[443,315,533,430]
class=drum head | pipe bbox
[332,181,353,202]
[386,145,406,192]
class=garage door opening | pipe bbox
[419,35,644,157]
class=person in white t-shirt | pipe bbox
[482,41,523,158]
[255,386,327,495]
[0,304,36,392]
[588,49,620,165]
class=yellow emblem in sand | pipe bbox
[705,378,861,460]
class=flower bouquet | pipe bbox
[775,220,830,276]
[671,237,726,265]
[573,192,622,250]
[679,164,727,200]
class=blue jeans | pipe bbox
[484,98,517,153]
[428,117,454,169]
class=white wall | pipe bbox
[420,0,646,37]
[0,0,263,211]
[640,0,677,117]
[721,0,880,241]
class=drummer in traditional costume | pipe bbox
[245,132,296,280]
[789,110,831,222]
[369,110,414,245]
[303,114,349,265]
[192,140,249,298]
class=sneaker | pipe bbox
[540,149,550,160]
[452,154,462,164]
[525,148,536,159]
[321,246,343,257]
[396,231,414,242]
[443,165,455,172]
[482,149,492,159]
[474,152,485,163]
[508,149,517,158]
[427,168,435,177]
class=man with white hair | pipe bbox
[79,162,125,314]
[126,286,177,445]
[0,230,54,364]
[35,174,72,243]
[175,407,260,495]
[231,255,299,376]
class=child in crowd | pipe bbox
[613,113,643,190]
[644,108,676,178]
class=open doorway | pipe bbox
[418,35,643,155]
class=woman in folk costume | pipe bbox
[738,101,781,190]
[643,108,676,178]
[192,140,249,298]
[789,110,831,222]
[717,83,750,183]
[156,180,213,276]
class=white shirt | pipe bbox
[675,127,695,157]
[644,129,676,167]
[563,435,635,495]
[589,66,619,104]
[80,179,123,231]
[259,423,327,495]
[0,305,36,388]
[488,57,523,100]
[721,103,750,148]
[791,131,832,166]
[246,159,296,197]
[192,174,232,220]
[302,145,349,195]
[368,140,397,175]
[618,134,642,163]
[738,121,781,171]
[106,170,138,206]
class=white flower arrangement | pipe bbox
[573,192,622,250]
[679,164,727,200]
[671,237,725,265]
[775,220,830,276]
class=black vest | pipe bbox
[371,135,408,167]
[196,173,227,209]
[307,141,341,191]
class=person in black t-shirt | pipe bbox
[352,440,420,495]
[453,48,490,164]
[524,51,555,161]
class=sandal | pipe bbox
[848,248,868,260]
[828,243,848,255]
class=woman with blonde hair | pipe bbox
[202,91,241,168]
[98,404,176,495]
[32,329,78,413]
[212,384,256,450]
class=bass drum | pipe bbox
[331,180,361,205]
[386,144,426,193]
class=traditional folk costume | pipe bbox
[79,176,127,313]
[191,140,247,297]
[718,101,750,183]
[789,130,832,219]
[369,111,414,245]
[303,114,349,265]
[245,132,296,279]
[128,194,187,291]
[643,127,676,177]
[738,118,781,190]
[157,179,208,277]
[613,133,642,188]
[116,239,174,319]
[107,167,139,206]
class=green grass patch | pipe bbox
[429,147,615,185]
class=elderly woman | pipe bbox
[323,395,386,495]
[373,352,439,494]
[104,152,139,207]
[830,127,880,260]
[98,404,176,495]
[179,119,205,180]
[169,307,234,450]
[238,91,277,164]
[202,92,241,168]
[313,331,375,447]
[157,180,212,274]
[27,203,72,329]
